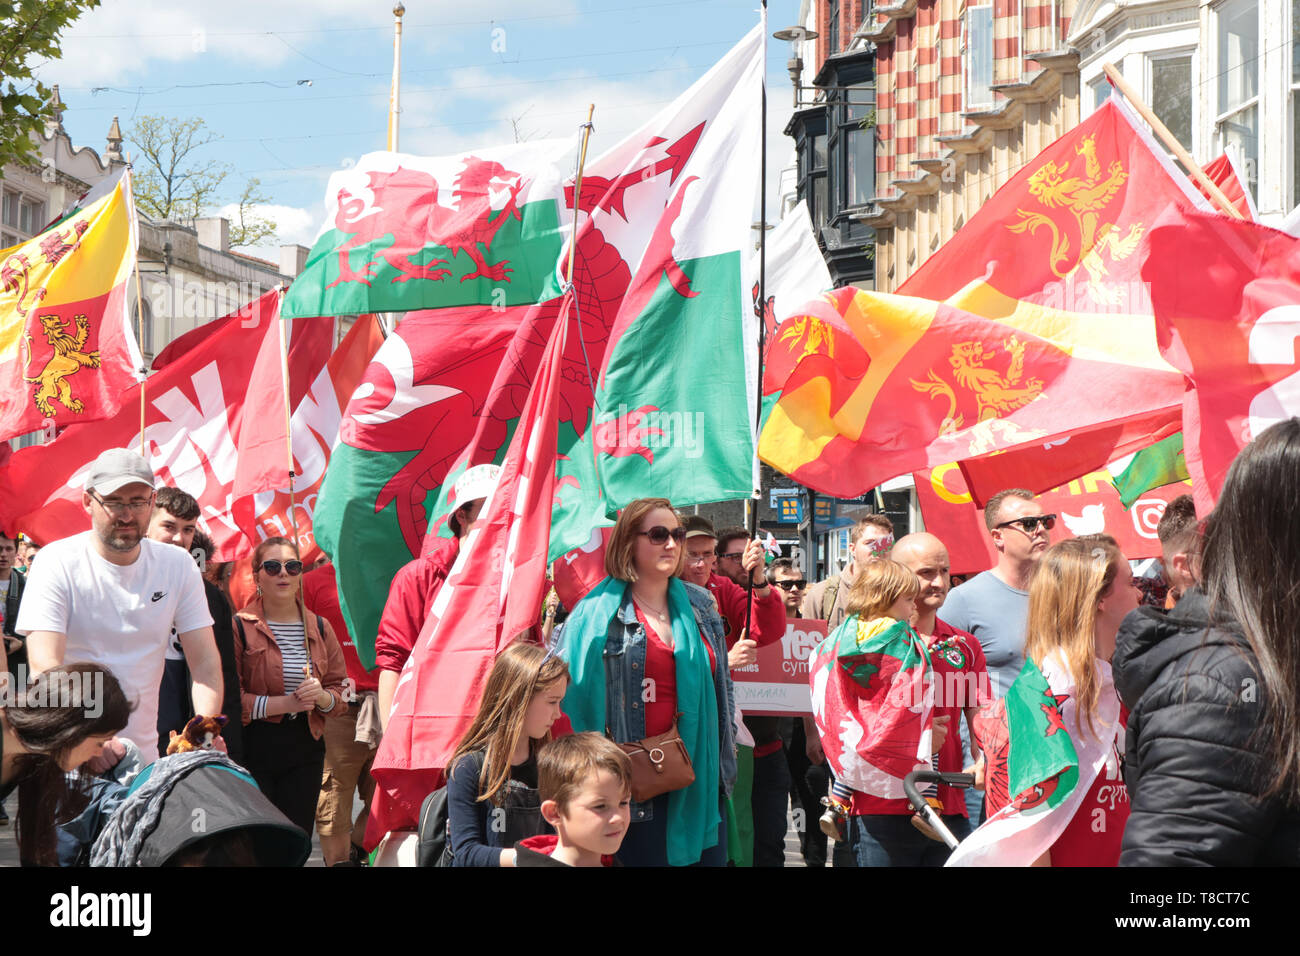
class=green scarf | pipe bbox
[559,576,720,866]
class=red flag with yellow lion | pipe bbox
[759,99,1206,498]
[0,169,141,442]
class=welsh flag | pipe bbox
[947,655,1121,867]
[366,291,570,844]
[808,615,934,799]
[0,168,142,442]
[761,99,1206,501]
[1144,211,1300,510]
[311,25,764,666]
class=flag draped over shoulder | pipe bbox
[366,293,569,845]
[1144,212,1300,510]
[310,26,765,667]
[760,99,1205,500]
[0,169,142,441]
[947,656,1120,867]
[808,615,934,799]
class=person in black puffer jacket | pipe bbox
[1114,418,1300,866]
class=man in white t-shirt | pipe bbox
[18,449,223,763]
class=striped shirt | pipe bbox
[251,619,335,719]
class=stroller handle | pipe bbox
[903,771,977,851]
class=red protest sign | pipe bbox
[732,619,828,717]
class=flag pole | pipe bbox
[388,3,405,153]
[743,1,769,642]
[276,284,298,545]
[381,2,406,338]
[1102,63,1243,220]
[124,155,148,457]
[567,105,602,481]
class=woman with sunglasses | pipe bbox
[557,498,736,866]
[233,537,347,836]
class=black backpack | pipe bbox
[417,751,483,867]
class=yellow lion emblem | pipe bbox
[910,336,1045,436]
[1007,136,1144,307]
[21,313,101,417]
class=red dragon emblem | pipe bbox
[326,158,527,289]
[346,126,710,556]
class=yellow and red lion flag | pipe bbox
[760,100,1206,499]
[0,169,141,442]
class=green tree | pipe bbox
[129,114,277,249]
[0,0,102,169]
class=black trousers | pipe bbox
[242,717,326,836]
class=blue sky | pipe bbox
[38,0,804,257]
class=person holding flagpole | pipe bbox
[557,498,736,867]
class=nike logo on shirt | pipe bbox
[151,591,166,603]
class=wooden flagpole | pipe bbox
[1103,63,1243,220]
[275,284,298,544]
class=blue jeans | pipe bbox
[851,813,972,867]
[617,793,728,867]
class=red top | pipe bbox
[706,573,786,650]
[1049,709,1130,866]
[850,618,992,817]
[373,537,460,674]
[635,605,716,737]
[302,564,379,692]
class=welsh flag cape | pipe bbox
[946,655,1121,867]
[307,25,764,666]
[808,615,935,799]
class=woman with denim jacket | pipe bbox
[558,498,736,866]
[233,537,347,837]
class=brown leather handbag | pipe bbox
[610,715,695,802]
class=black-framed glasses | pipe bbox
[87,490,154,516]
[638,526,686,545]
[995,514,1057,534]
[259,559,304,576]
[774,579,807,590]
[718,551,744,561]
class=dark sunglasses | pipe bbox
[638,526,687,545]
[259,559,304,576]
[774,579,807,590]
[995,514,1057,533]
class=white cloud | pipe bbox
[216,201,321,258]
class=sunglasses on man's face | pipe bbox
[259,559,304,576]
[638,526,687,545]
[995,514,1057,534]
[774,579,807,590]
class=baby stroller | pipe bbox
[903,770,977,849]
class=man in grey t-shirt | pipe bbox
[941,488,1056,818]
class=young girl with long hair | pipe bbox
[445,641,570,867]
[0,663,132,865]
[951,534,1138,866]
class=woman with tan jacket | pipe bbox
[233,536,347,835]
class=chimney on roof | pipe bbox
[45,85,66,137]
[279,244,309,278]
[105,116,125,166]
[196,217,230,253]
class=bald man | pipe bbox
[831,532,993,865]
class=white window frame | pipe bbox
[1147,48,1196,154]
[1213,0,1261,198]
[963,2,995,111]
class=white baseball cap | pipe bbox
[452,464,501,508]
[84,449,156,495]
